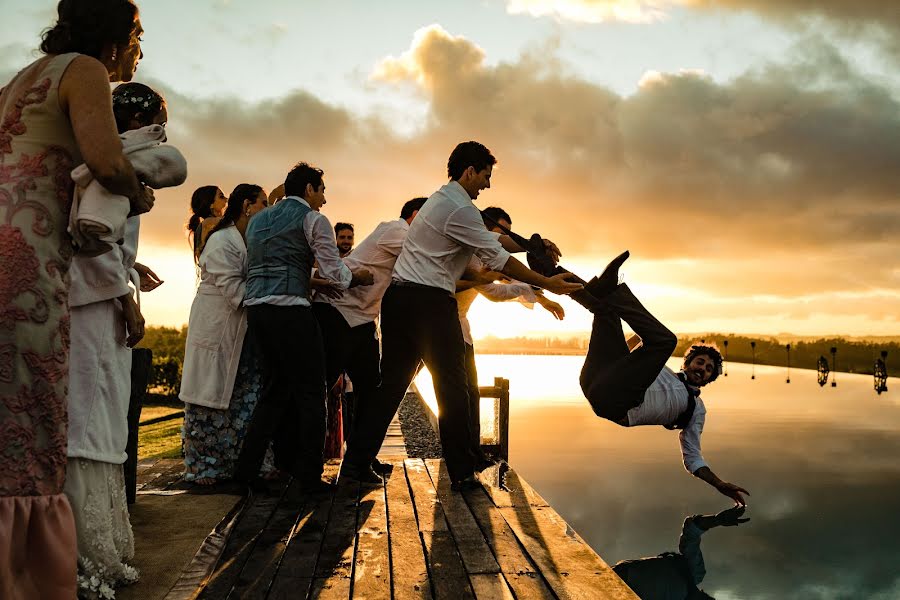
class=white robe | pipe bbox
[67,218,140,464]
[179,225,248,410]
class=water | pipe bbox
[416,355,900,599]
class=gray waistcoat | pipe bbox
[245,198,314,301]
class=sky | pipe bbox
[2,0,898,338]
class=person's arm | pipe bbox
[692,466,750,507]
[119,292,145,348]
[59,55,153,214]
[534,291,565,320]
[498,234,562,263]
[304,212,371,288]
[477,281,537,304]
[133,263,163,292]
[499,256,583,295]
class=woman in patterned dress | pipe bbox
[0,1,152,597]
[179,185,271,486]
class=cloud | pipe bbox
[129,25,898,330]
[506,0,673,24]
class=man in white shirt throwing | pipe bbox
[341,141,583,488]
[574,251,750,505]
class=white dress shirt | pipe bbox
[245,196,352,307]
[457,254,537,345]
[392,181,511,293]
[626,366,708,474]
[315,218,409,327]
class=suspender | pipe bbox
[666,372,698,430]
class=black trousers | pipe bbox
[311,302,381,444]
[464,343,482,452]
[234,304,326,484]
[344,284,476,482]
[579,284,677,424]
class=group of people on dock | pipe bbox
[0,0,748,598]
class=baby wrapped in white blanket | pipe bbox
[69,124,187,256]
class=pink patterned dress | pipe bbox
[0,53,81,599]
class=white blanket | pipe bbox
[69,124,187,256]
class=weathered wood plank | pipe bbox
[135,458,182,491]
[385,462,431,600]
[423,459,499,576]
[265,576,312,600]
[494,468,637,600]
[227,480,306,599]
[353,482,390,599]
[309,575,351,599]
[421,531,475,600]
[470,573,515,600]
[197,490,285,599]
[478,463,549,509]
[311,478,359,593]
[404,459,448,533]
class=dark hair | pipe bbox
[187,185,220,235]
[400,197,428,220]
[284,162,324,199]
[447,141,496,180]
[40,0,139,58]
[207,184,264,241]
[334,222,354,235]
[682,343,724,386]
[111,82,164,133]
[481,206,511,229]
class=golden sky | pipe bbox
[3,0,898,337]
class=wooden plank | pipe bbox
[265,576,312,600]
[470,573,515,600]
[424,460,499,576]
[309,576,350,599]
[353,482,390,599]
[403,459,448,533]
[384,462,431,600]
[420,531,475,600]
[478,463,549,509]
[197,490,285,599]
[493,467,637,600]
[135,458,181,491]
[227,480,305,599]
[310,478,359,593]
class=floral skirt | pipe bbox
[182,341,272,481]
[64,458,137,599]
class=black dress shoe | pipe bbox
[450,475,481,492]
[340,464,383,484]
[584,250,629,298]
[371,458,393,474]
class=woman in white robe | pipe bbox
[179,184,269,485]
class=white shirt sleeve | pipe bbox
[679,517,707,585]
[476,281,537,305]
[304,211,352,289]
[204,235,246,311]
[443,204,511,271]
[680,403,708,474]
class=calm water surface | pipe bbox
[417,355,900,599]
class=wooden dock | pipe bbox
[135,456,636,599]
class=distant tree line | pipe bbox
[676,335,896,376]
[138,326,187,396]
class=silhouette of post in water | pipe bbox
[875,351,888,394]
[785,343,791,384]
[750,341,756,380]
[831,346,838,387]
[723,339,729,377]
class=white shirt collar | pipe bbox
[285,195,311,209]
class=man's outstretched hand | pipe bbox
[716,481,750,507]
[544,272,583,295]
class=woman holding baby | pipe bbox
[0,0,155,597]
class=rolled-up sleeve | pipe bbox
[680,404,708,474]
[304,212,352,289]
[444,205,511,271]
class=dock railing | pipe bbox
[478,376,510,462]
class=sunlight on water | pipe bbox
[414,354,900,599]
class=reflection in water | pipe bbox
[613,506,749,600]
[415,355,900,599]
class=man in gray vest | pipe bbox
[571,251,749,505]
[234,162,372,493]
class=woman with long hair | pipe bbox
[0,1,152,596]
[179,184,272,486]
[187,185,227,261]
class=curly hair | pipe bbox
[682,342,724,385]
[40,0,139,59]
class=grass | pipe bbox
[138,402,184,460]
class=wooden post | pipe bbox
[496,377,510,462]
[125,348,152,504]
